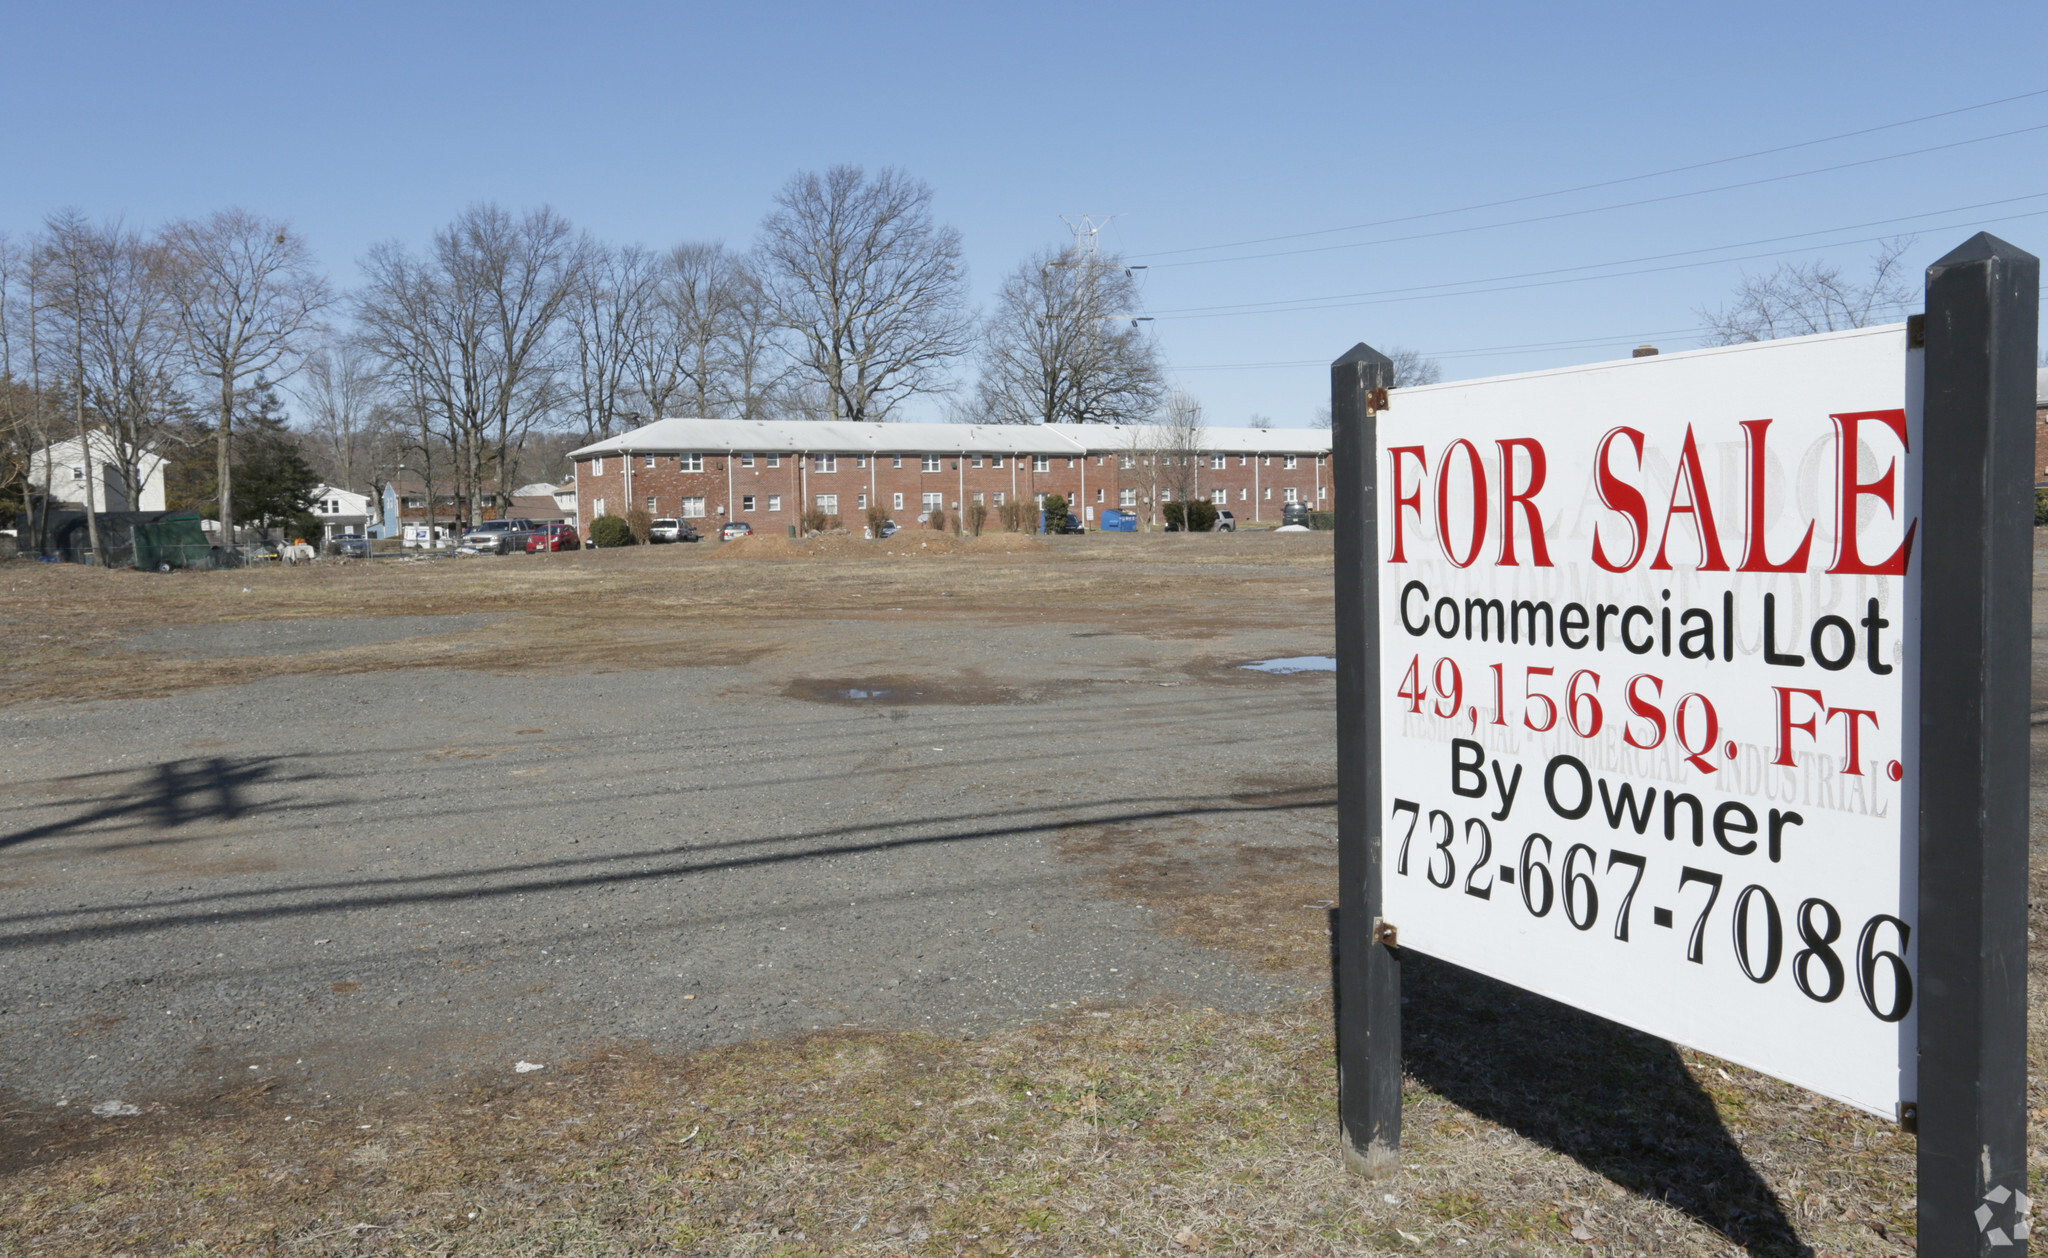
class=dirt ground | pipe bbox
[0,530,2041,1257]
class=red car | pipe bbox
[526,522,581,553]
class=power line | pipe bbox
[1142,122,2048,270]
[1149,205,2048,321]
[1136,86,2048,261]
[1147,191,2048,318]
[1170,327,1718,372]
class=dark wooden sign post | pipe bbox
[1331,233,2037,1253]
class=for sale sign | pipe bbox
[1373,326,1918,1117]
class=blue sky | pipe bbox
[4,0,2045,427]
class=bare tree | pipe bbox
[664,242,744,418]
[161,208,331,542]
[974,246,1162,425]
[356,204,582,526]
[296,341,383,490]
[567,241,658,443]
[1,236,64,551]
[1698,238,1916,344]
[1156,386,1207,527]
[0,233,36,527]
[39,213,195,548]
[1388,347,1443,387]
[758,166,971,420]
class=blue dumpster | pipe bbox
[1099,510,1138,533]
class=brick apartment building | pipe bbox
[569,419,1334,534]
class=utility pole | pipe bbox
[1054,215,1152,427]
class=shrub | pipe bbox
[964,502,988,536]
[802,508,831,534]
[1042,493,1070,534]
[865,504,890,538]
[1163,501,1218,532]
[925,508,949,531]
[590,514,635,548]
[997,501,1026,532]
[2036,487,2048,527]
[1309,511,1336,531]
[625,507,653,543]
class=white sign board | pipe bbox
[1374,325,1918,1117]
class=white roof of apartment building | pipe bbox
[1040,423,1331,455]
[570,417,1331,459]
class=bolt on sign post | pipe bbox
[1331,233,2036,1254]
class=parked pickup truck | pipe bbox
[460,519,538,554]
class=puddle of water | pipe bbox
[1240,656,1337,674]
[844,688,914,701]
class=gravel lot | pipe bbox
[0,542,1340,1113]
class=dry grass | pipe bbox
[2,539,2041,1256]
[0,536,1331,707]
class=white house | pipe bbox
[309,485,376,541]
[27,432,168,513]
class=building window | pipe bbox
[992,492,1005,506]
[766,454,780,468]
[1240,455,1248,466]
[645,495,657,512]
[404,497,424,509]
[1318,454,1328,466]
[813,454,836,473]
[1284,455,1298,470]
[1240,487,1248,501]
[921,491,943,517]
[594,498,606,517]
[921,455,940,473]
[1119,488,1136,507]
[593,458,604,475]
[681,497,706,518]
[740,452,754,467]
[742,495,756,511]
[1120,455,1134,470]
[767,495,782,512]
[1284,487,1299,503]
[855,455,867,468]
[991,455,1004,468]
[856,493,867,509]
[971,491,983,506]
[892,492,904,510]
[643,455,657,469]
[679,453,703,472]
[1211,454,1226,470]
[1033,492,1046,508]
[1096,488,1104,503]
[1319,485,1329,501]
[1211,488,1228,505]
[815,494,838,515]
[1067,457,1076,469]
[891,455,902,469]
[1161,488,1173,502]
[1033,455,1049,472]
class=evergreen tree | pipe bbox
[225,379,319,538]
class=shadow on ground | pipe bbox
[1399,951,1810,1258]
